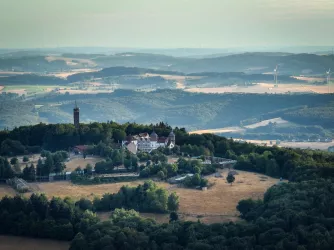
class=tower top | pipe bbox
[74,100,79,110]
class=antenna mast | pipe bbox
[327,69,331,94]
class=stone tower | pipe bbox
[168,130,175,144]
[73,101,80,129]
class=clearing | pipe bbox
[23,169,278,223]
[65,156,104,171]
[0,235,69,250]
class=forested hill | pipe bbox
[89,52,334,74]
[0,74,68,85]
[1,90,334,130]
[0,56,70,72]
[2,121,334,249]
[67,66,184,82]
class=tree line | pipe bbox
[1,121,334,181]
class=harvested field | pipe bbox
[50,68,99,78]
[65,156,104,171]
[45,56,97,67]
[0,235,69,250]
[293,76,326,82]
[189,126,244,135]
[172,169,278,216]
[185,83,333,94]
[244,117,289,129]
[238,139,334,150]
[57,89,113,94]
[16,154,40,170]
[27,180,146,199]
[0,185,17,198]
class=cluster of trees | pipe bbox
[0,156,14,179]
[92,181,179,213]
[70,178,334,250]
[3,178,334,249]
[0,194,98,241]
[35,151,68,176]
[183,173,208,188]
[139,157,216,183]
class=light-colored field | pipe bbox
[50,68,100,78]
[27,180,145,199]
[0,185,17,198]
[24,170,277,223]
[293,76,326,82]
[57,89,114,94]
[0,85,69,95]
[174,169,277,216]
[239,139,334,150]
[46,56,97,67]
[0,71,28,76]
[189,126,244,135]
[0,235,69,250]
[16,154,40,170]
[244,117,289,129]
[185,83,333,94]
[0,85,3,91]
[143,74,202,90]
[65,156,104,171]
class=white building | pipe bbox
[122,131,175,153]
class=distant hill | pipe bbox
[173,53,334,74]
[1,90,333,132]
[0,74,68,85]
[0,56,70,72]
[91,52,334,75]
[67,66,184,82]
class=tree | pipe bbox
[169,211,179,222]
[10,157,18,165]
[167,192,179,211]
[23,156,29,162]
[85,164,93,175]
[227,174,235,186]
[157,170,165,180]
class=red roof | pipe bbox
[158,137,168,143]
[74,145,88,151]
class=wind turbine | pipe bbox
[327,69,331,93]
[274,65,278,86]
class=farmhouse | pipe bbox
[122,130,175,153]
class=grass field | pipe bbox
[0,235,69,250]
[0,169,278,224]
[21,169,278,223]
[65,156,103,171]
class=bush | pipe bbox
[23,156,29,162]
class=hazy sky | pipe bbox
[1,0,334,48]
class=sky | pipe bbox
[1,0,334,49]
